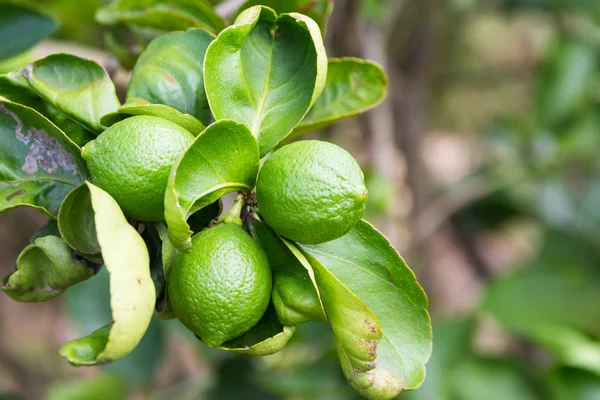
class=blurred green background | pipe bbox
[2,0,600,398]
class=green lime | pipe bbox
[168,223,272,347]
[256,140,368,244]
[81,116,193,221]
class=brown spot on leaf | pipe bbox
[359,338,378,358]
[137,278,142,285]
[135,98,149,103]
[165,76,175,83]
[364,317,377,334]
[5,189,26,201]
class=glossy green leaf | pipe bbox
[59,182,155,365]
[165,120,259,252]
[0,3,58,60]
[125,28,215,126]
[298,220,432,398]
[100,103,205,136]
[96,0,225,34]
[204,5,327,156]
[234,0,333,32]
[2,235,93,302]
[291,58,388,138]
[13,54,120,133]
[63,267,165,383]
[46,374,128,400]
[218,304,295,355]
[0,100,88,217]
[249,218,325,325]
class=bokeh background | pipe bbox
[2,0,600,399]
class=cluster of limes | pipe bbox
[81,116,368,346]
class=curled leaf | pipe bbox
[59,182,155,365]
[165,120,259,252]
[12,54,120,133]
[204,5,327,156]
[2,235,93,302]
[58,184,99,255]
[298,220,432,398]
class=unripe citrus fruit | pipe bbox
[81,116,193,221]
[168,223,272,347]
[256,140,368,244]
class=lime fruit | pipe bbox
[256,140,368,244]
[81,116,193,221]
[168,223,272,347]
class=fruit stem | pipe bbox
[220,195,245,227]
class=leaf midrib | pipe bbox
[250,33,275,134]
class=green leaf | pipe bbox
[96,0,225,34]
[59,182,155,365]
[218,304,295,355]
[291,58,388,139]
[234,0,333,32]
[100,103,205,136]
[58,185,100,255]
[12,54,120,133]
[0,100,88,217]
[125,28,215,126]
[2,235,93,302]
[204,5,327,156]
[249,218,325,325]
[46,374,128,400]
[165,120,259,252]
[297,220,431,398]
[0,3,58,60]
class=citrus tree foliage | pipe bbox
[0,2,431,399]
